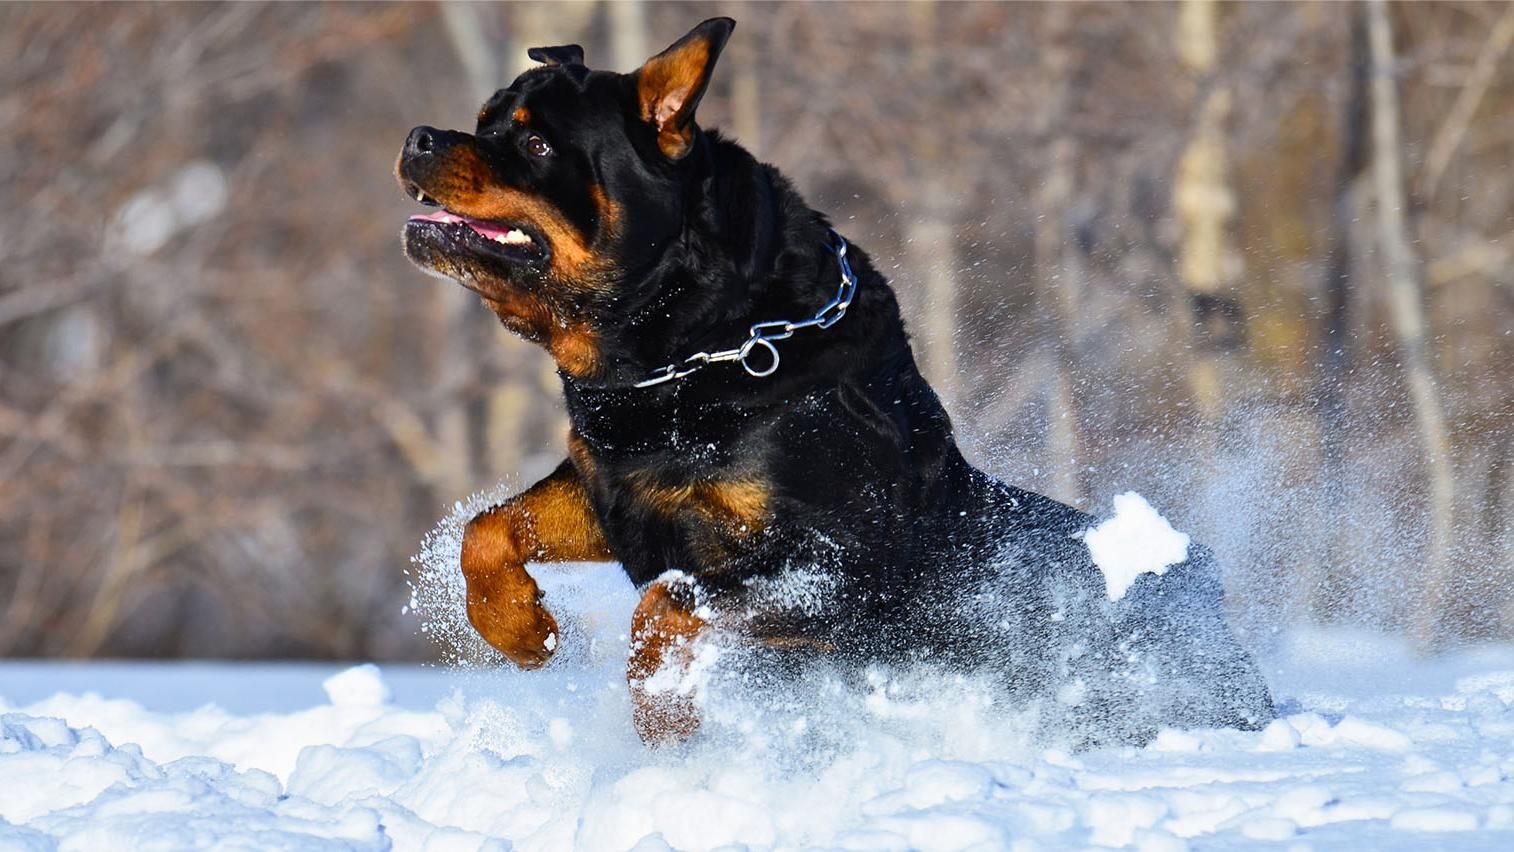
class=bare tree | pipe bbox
[1308,3,1372,622]
[609,0,650,73]
[2,3,1512,660]
[1366,0,1457,650]
[901,0,962,411]
[1173,0,1243,425]
[1032,2,1087,505]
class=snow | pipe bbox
[6,611,1514,848]
[1080,492,1192,601]
[324,665,395,708]
[4,492,1514,849]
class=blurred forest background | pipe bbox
[2,1,1511,661]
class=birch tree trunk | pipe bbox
[1034,3,1086,504]
[1366,0,1457,650]
[729,4,762,155]
[1307,4,1371,622]
[1174,0,1243,425]
[608,0,648,73]
[433,1,499,497]
[904,0,960,412]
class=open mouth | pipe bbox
[404,191,549,267]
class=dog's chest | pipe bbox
[568,423,774,573]
[620,470,770,535]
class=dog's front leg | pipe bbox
[628,576,709,744]
[461,459,612,668]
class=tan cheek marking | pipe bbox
[481,293,553,342]
[696,480,769,532]
[591,183,621,233]
[427,147,596,280]
[630,477,695,516]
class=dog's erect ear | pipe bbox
[635,17,735,160]
[528,44,585,67]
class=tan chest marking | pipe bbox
[629,473,770,536]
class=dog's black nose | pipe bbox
[405,126,438,158]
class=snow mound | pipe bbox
[323,663,392,708]
[1081,491,1192,600]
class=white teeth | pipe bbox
[502,229,532,246]
[415,189,426,202]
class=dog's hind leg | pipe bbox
[628,575,709,744]
[461,458,612,669]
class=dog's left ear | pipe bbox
[528,44,585,67]
[635,17,735,160]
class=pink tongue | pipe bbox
[408,210,517,241]
[411,210,464,224]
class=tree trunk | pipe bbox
[1307,4,1371,623]
[728,4,762,154]
[1366,0,1457,650]
[1174,0,1243,425]
[608,0,648,72]
[1034,2,1086,505]
[440,2,497,101]
[904,0,960,410]
[1419,3,1514,198]
[431,2,500,497]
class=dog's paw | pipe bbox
[465,587,560,669]
[631,689,700,745]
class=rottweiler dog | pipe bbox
[396,18,1273,747]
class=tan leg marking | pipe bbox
[460,459,611,668]
[627,580,708,744]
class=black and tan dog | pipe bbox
[397,18,1273,746]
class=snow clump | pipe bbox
[1080,491,1192,600]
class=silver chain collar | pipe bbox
[634,230,858,388]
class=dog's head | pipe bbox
[396,18,735,379]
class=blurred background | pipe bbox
[2,1,1510,661]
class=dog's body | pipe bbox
[397,18,1273,746]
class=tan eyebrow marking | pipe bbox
[513,106,531,124]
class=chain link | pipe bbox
[634,230,858,388]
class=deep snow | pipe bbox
[6,595,1514,848]
[5,493,1514,850]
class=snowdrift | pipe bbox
[6,594,1514,848]
[5,494,1514,848]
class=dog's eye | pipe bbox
[525,134,553,158]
